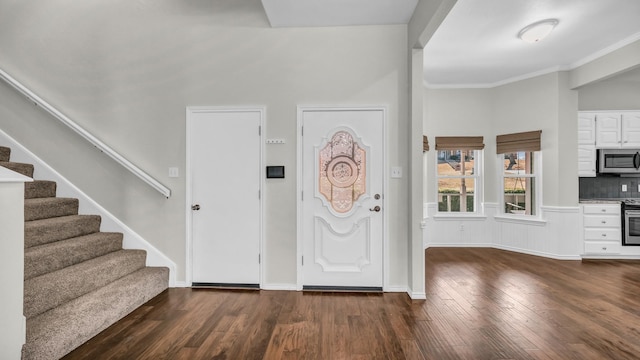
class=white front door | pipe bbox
[300,107,385,289]
[188,107,262,287]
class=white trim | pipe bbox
[0,68,171,198]
[426,243,492,249]
[492,244,582,261]
[432,214,488,220]
[493,215,547,226]
[582,255,640,260]
[385,285,408,293]
[0,129,178,286]
[408,291,427,300]
[296,105,388,291]
[185,106,265,288]
[541,206,580,213]
[261,283,298,291]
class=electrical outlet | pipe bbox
[622,184,628,192]
[391,167,403,178]
[459,224,464,231]
[168,167,179,178]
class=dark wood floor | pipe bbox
[63,248,640,360]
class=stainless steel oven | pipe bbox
[624,200,640,245]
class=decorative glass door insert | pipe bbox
[318,130,367,214]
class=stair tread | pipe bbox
[0,146,9,161]
[24,267,169,360]
[25,232,124,280]
[0,160,34,177]
[25,180,57,199]
[24,249,148,319]
[25,214,102,248]
[25,197,79,221]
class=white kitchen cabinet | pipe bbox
[582,203,621,255]
[578,145,596,177]
[595,112,640,148]
[622,112,640,147]
[578,113,596,145]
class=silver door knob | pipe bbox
[191,204,201,211]
[369,206,381,212]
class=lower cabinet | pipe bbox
[582,203,621,255]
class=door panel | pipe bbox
[301,108,384,288]
[189,108,261,285]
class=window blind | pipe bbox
[496,130,541,154]
[435,136,484,150]
[423,135,429,152]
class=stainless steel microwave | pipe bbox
[599,149,640,174]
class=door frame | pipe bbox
[185,106,265,287]
[296,106,389,291]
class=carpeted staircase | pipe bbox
[0,145,169,360]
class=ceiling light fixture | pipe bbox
[518,19,559,43]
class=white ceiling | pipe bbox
[423,0,640,88]
[261,0,640,88]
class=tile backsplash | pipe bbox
[579,175,640,199]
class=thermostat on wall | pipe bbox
[266,166,285,179]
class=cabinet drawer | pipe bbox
[584,228,621,241]
[584,241,621,255]
[583,205,620,215]
[583,216,621,228]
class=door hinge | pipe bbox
[259,254,261,264]
[258,189,261,199]
[302,256,304,266]
[258,125,261,136]
[301,126,304,136]
[301,191,304,201]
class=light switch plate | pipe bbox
[266,139,286,144]
[622,184,628,192]
[391,166,402,178]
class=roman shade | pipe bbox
[435,136,484,150]
[496,130,542,154]
[423,135,429,152]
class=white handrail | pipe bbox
[0,68,171,198]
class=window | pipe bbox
[435,136,484,213]
[497,131,542,216]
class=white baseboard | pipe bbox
[0,130,178,286]
[261,284,298,291]
[492,244,582,261]
[385,285,408,293]
[408,291,427,300]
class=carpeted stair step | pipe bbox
[0,146,9,161]
[24,232,123,280]
[25,197,79,221]
[0,160,34,177]
[24,249,148,319]
[25,180,57,199]
[25,215,101,248]
[24,266,169,360]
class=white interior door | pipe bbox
[300,108,384,289]
[189,108,262,286]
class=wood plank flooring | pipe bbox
[63,248,640,359]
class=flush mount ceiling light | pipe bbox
[518,19,559,43]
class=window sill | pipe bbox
[494,214,547,226]
[433,213,487,220]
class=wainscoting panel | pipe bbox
[424,202,582,260]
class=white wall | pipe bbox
[0,1,411,288]
[578,67,640,110]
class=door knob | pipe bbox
[191,204,201,211]
[369,205,381,212]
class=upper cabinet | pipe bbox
[595,112,640,148]
[578,113,596,145]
